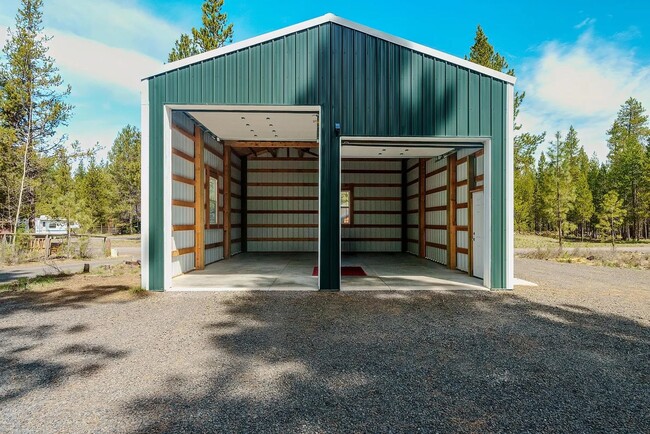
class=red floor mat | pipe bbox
[312,266,367,277]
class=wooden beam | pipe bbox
[447,154,457,270]
[172,147,195,164]
[467,154,475,277]
[194,125,205,270]
[226,140,318,148]
[241,157,247,253]
[223,144,231,259]
[419,158,426,258]
[401,159,408,253]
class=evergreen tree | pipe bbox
[587,153,609,236]
[107,125,141,234]
[466,24,544,235]
[545,131,576,247]
[37,147,88,254]
[0,0,72,241]
[563,127,593,239]
[572,148,595,240]
[514,132,545,231]
[606,97,649,240]
[81,156,115,232]
[465,25,527,131]
[534,152,552,232]
[597,190,626,248]
[168,0,234,62]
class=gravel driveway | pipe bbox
[0,260,648,433]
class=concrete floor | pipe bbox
[171,252,486,291]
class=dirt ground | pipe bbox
[0,259,648,433]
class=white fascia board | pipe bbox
[140,79,150,290]
[504,84,515,290]
[145,13,516,85]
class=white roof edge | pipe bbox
[145,13,516,85]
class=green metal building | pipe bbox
[141,14,515,291]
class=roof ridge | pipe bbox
[144,13,515,85]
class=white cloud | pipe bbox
[574,17,596,29]
[518,30,650,160]
[44,0,182,60]
[48,29,162,93]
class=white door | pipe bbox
[472,191,484,279]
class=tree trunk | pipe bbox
[12,109,33,246]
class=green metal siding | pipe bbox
[147,21,510,290]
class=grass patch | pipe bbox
[518,247,650,270]
[0,274,67,293]
[128,286,148,296]
[515,233,650,249]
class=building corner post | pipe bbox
[140,79,150,290]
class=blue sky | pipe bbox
[1,0,649,160]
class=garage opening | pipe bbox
[339,138,487,290]
[168,106,321,290]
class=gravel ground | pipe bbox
[0,260,648,433]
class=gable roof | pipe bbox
[146,13,516,85]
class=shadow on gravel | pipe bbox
[124,291,650,433]
[0,323,129,403]
[0,284,134,317]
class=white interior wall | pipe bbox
[247,149,319,252]
[341,159,402,252]
[171,112,197,277]
[425,157,448,265]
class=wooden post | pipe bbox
[401,159,408,253]
[194,125,205,270]
[447,154,457,269]
[241,156,247,253]
[419,158,426,258]
[45,234,50,259]
[223,145,232,259]
[467,155,475,276]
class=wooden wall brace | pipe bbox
[447,154,457,269]
[419,158,426,258]
[223,145,232,259]
[194,125,205,270]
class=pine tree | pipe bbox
[606,97,649,240]
[597,190,626,248]
[545,131,576,247]
[514,132,545,231]
[107,125,141,234]
[572,148,595,240]
[534,152,552,232]
[0,0,72,242]
[37,147,88,255]
[81,156,114,233]
[466,24,544,235]
[465,25,527,131]
[168,0,234,62]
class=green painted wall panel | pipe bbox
[433,59,445,135]
[146,21,510,290]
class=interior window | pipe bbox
[341,189,352,225]
[209,175,218,225]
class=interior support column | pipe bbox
[193,125,205,270]
[401,159,408,252]
[241,156,247,253]
[418,158,426,258]
[223,145,231,259]
[447,154,458,269]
